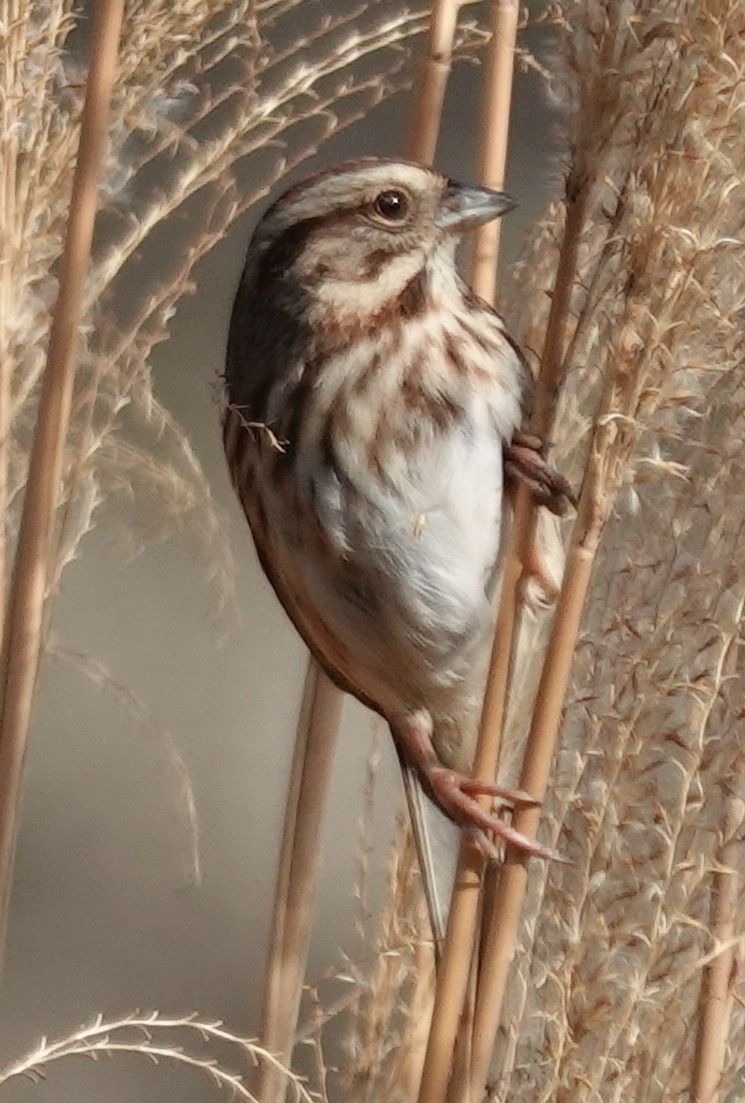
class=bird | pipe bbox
[222,158,571,938]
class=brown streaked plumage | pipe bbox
[222,159,572,937]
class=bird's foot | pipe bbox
[504,431,575,517]
[424,765,554,861]
[394,710,555,862]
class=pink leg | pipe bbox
[394,710,554,861]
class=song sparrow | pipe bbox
[223,160,570,901]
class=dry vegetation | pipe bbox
[496,3,745,1097]
[2,0,744,1100]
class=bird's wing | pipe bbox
[223,409,373,701]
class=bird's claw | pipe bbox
[504,430,576,516]
[424,766,551,860]
[466,826,561,864]
[456,777,540,809]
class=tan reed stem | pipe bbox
[468,0,519,303]
[0,0,125,969]
[465,173,591,1093]
[408,0,460,162]
[416,4,521,1100]
[256,665,343,1103]
[257,4,461,1095]
[399,934,439,1099]
[258,668,316,1073]
[531,171,590,430]
[690,794,744,1103]
[0,0,21,643]
[468,424,607,1099]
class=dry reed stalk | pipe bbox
[0,1011,317,1102]
[691,791,744,1103]
[464,104,596,1103]
[468,428,607,1099]
[400,933,440,1098]
[0,0,18,640]
[256,665,343,1103]
[468,0,519,301]
[408,0,461,162]
[416,5,525,1101]
[0,0,125,966]
[256,4,467,1095]
[472,6,745,1096]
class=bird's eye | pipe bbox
[372,190,410,222]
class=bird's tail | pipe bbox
[400,761,463,948]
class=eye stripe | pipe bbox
[256,195,414,285]
[258,203,368,274]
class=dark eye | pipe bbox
[373,190,410,222]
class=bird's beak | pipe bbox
[436,180,517,232]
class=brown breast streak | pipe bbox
[222,256,495,715]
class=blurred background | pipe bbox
[0,8,559,1098]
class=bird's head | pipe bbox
[244,159,516,333]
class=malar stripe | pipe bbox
[358,248,395,281]
[396,269,428,319]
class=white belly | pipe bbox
[270,413,505,721]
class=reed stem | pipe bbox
[690,795,744,1103]
[468,432,607,1098]
[0,0,125,969]
[416,4,520,1100]
[408,0,460,163]
[256,665,343,1103]
[461,161,593,1100]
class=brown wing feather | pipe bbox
[222,408,379,713]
